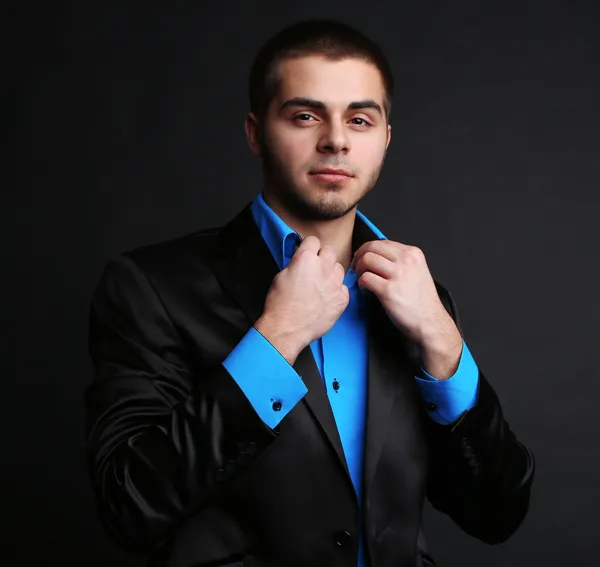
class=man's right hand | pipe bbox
[254,236,350,365]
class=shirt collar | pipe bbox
[250,192,301,271]
[250,191,387,273]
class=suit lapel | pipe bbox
[352,217,422,498]
[209,203,280,327]
[363,297,418,495]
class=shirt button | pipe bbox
[463,445,475,457]
[272,400,282,411]
[332,379,340,392]
[468,455,480,467]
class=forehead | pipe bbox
[273,55,386,108]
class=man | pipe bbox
[86,19,534,567]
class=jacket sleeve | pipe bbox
[423,283,535,544]
[85,255,279,554]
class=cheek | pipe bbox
[354,136,388,168]
[268,128,313,167]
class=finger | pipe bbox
[358,270,387,295]
[352,240,398,269]
[333,261,346,283]
[317,244,337,265]
[340,283,350,302]
[351,241,376,270]
[295,235,321,255]
[354,251,396,279]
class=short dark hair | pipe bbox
[249,20,394,121]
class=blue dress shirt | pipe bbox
[222,192,479,566]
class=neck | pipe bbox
[263,191,356,271]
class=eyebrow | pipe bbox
[279,97,383,116]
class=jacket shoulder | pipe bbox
[117,224,226,277]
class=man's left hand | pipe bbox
[351,240,463,379]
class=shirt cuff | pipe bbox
[414,340,479,425]
[222,327,308,429]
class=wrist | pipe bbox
[254,315,306,366]
[417,319,463,380]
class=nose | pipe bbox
[317,120,350,154]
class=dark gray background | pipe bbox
[13,0,599,565]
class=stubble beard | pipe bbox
[260,139,386,222]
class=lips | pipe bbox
[310,168,354,177]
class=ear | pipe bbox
[245,112,262,156]
[385,123,392,150]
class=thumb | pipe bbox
[294,235,321,256]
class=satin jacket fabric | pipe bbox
[86,203,535,567]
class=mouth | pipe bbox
[309,168,354,182]
[311,168,353,177]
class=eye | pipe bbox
[350,117,371,127]
[294,113,315,122]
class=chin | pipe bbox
[297,187,360,221]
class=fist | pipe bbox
[351,240,451,344]
[256,236,349,363]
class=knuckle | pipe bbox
[356,251,372,269]
[406,246,423,260]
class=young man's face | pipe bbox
[247,55,391,222]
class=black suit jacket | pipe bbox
[85,203,535,567]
